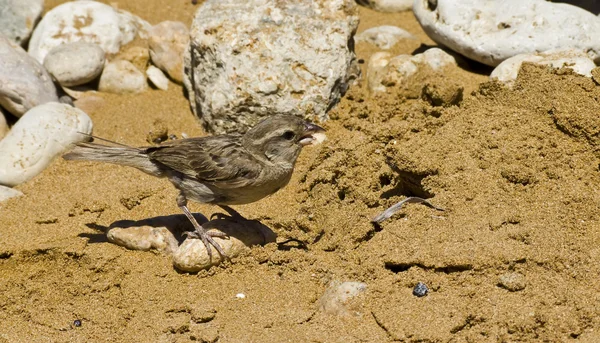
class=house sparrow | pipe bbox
[63,115,325,259]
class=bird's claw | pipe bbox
[183,228,229,261]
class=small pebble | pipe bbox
[412,282,429,297]
[98,60,147,94]
[43,42,106,87]
[235,293,246,299]
[149,21,189,84]
[355,25,416,50]
[73,319,82,327]
[147,65,170,90]
[498,272,526,292]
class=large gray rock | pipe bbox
[0,35,58,117]
[413,0,600,67]
[0,0,44,46]
[43,42,106,87]
[28,0,150,64]
[148,21,188,84]
[184,0,360,134]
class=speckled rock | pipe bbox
[0,35,58,117]
[108,225,179,254]
[117,46,150,73]
[498,272,526,292]
[356,0,412,12]
[319,281,367,316]
[149,21,188,84]
[173,219,276,272]
[491,49,596,87]
[0,102,93,187]
[355,25,415,49]
[367,48,457,93]
[28,0,150,64]
[0,0,44,46]
[147,65,169,90]
[98,60,147,94]
[43,42,105,87]
[184,0,360,134]
[414,0,600,66]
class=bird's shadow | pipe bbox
[79,213,277,247]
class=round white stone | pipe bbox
[98,60,147,94]
[28,0,149,64]
[146,65,169,91]
[0,102,93,187]
[413,0,600,66]
[44,42,106,87]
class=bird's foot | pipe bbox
[183,228,229,261]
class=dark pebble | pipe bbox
[413,282,429,297]
[73,319,82,327]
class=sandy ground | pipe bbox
[2,1,600,342]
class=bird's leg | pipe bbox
[211,205,247,222]
[177,193,228,260]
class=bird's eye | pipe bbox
[282,130,295,140]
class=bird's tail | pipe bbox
[63,142,163,176]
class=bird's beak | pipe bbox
[299,122,326,146]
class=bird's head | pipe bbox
[242,115,326,166]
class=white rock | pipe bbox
[0,0,44,46]
[146,65,169,91]
[98,60,146,94]
[356,0,412,12]
[0,35,58,117]
[173,219,276,272]
[368,48,457,92]
[0,102,93,187]
[43,42,106,87]
[319,281,367,316]
[355,26,416,49]
[413,0,600,67]
[149,21,188,84]
[28,0,150,64]
[0,185,23,202]
[184,0,360,134]
[491,49,596,87]
[0,110,8,140]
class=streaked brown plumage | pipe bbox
[63,115,325,259]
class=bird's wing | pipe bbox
[145,135,262,188]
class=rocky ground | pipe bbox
[2,1,600,342]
